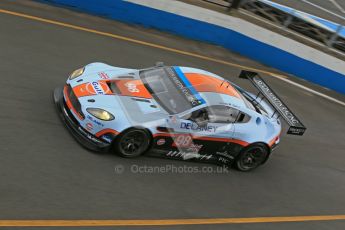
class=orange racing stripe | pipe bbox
[153,133,249,146]
[185,73,241,99]
[113,79,152,99]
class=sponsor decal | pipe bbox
[180,122,218,133]
[86,115,104,127]
[172,134,192,147]
[98,72,109,79]
[166,68,203,107]
[86,122,93,131]
[288,127,304,134]
[218,157,229,164]
[157,138,166,146]
[78,127,102,143]
[215,151,234,159]
[88,134,102,143]
[125,82,139,93]
[186,144,203,153]
[92,81,105,95]
[86,81,110,95]
[166,151,212,161]
[172,134,203,152]
[101,135,113,143]
[254,78,300,125]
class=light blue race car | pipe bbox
[54,62,305,171]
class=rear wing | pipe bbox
[239,71,306,136]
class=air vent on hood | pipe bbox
[107,82,121,94]
[118,76,134,79]
[131,98,150,103]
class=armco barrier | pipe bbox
[38,0,345,94]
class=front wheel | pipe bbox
[114,128,151,158]
[235,144,269,172]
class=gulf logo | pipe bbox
[86,81,110,95]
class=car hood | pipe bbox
[69,69,169,126]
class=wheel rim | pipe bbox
[238,147,266,171]
[119,130,148,156]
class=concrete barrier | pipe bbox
[39,0,345,94]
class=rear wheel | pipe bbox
[235,144,269,172]
[114,128,151,158]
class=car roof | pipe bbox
[176,66,247,109]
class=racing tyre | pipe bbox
[235,144,269,172]
[114,128,151,158]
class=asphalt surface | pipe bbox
[0,0,345,229]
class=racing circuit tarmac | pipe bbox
[0,0,345,229]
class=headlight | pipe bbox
[86,108,115,121]
[69,67,85,80]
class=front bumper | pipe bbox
[53,87,111,152]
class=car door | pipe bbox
[167,106,236,152]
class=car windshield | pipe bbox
[139,67,204,114]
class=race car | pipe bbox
[53,62,306,171]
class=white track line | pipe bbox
[299,0,345,21]
[271,74,345,106]
[329,0,345,15]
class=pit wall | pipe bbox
[39,0,345,94]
